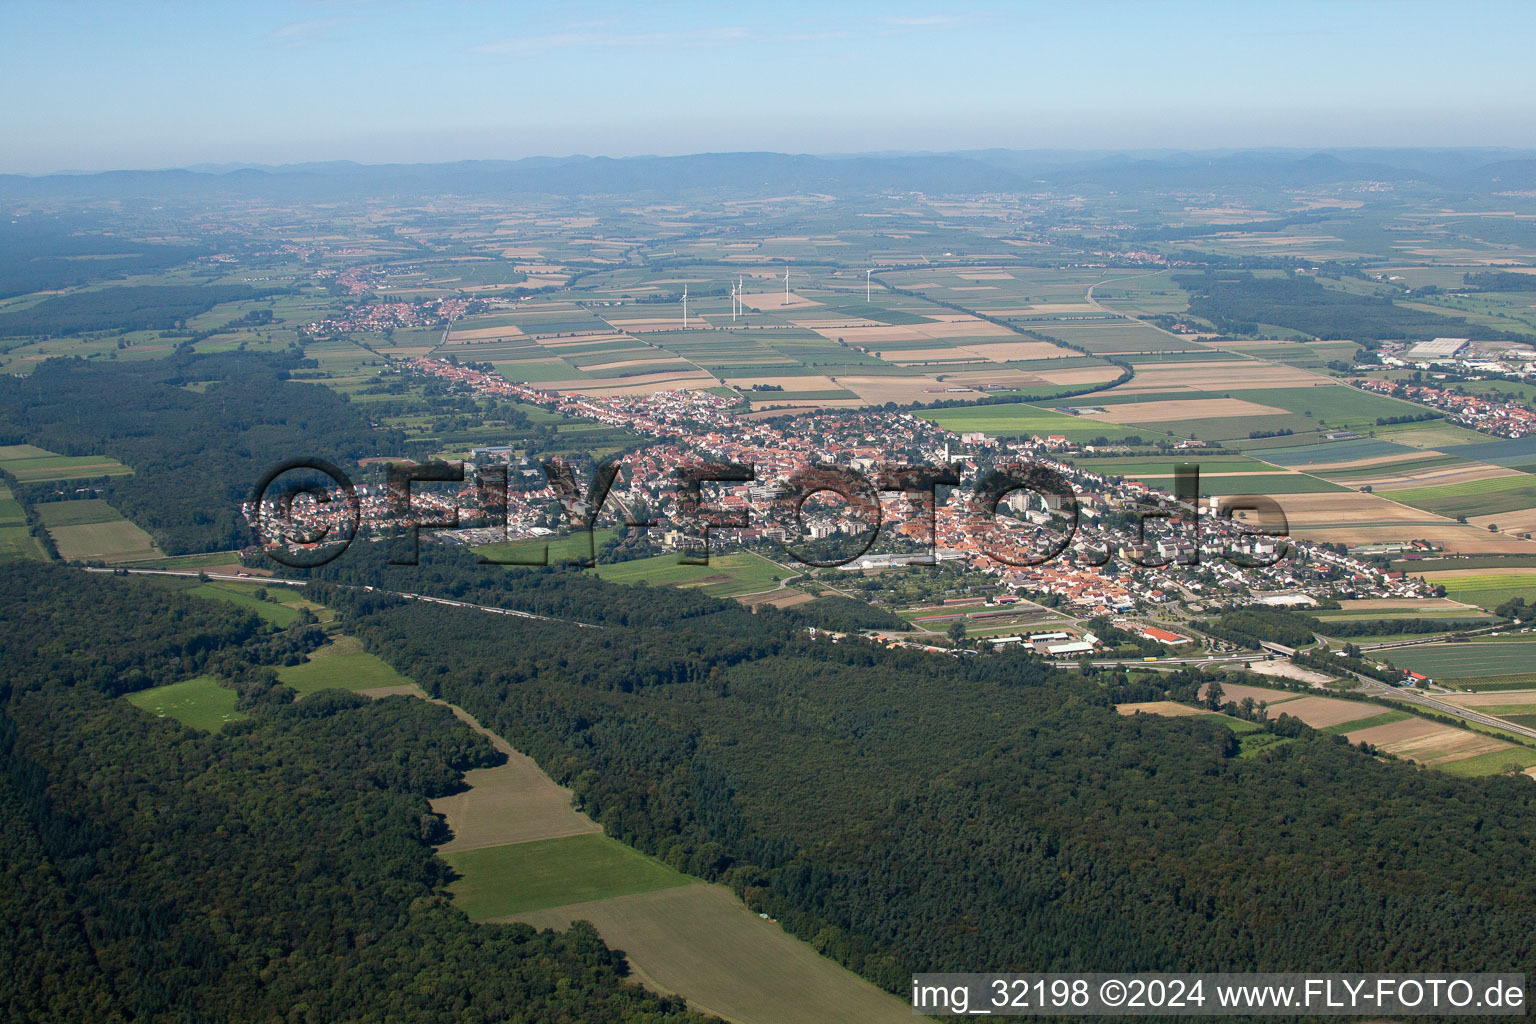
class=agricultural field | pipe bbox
[124,675,246,732]
[277,636,412,695]
[1420,570,1536,611]
[1384,473,1536,520]
[0,444,133,483]
[591,550,791,598]
[512,883,914,1024]
[48,517,163,563]
[443,833,691,919]
[1383,638,1536,687]
[1312,597,1492,622]
[1186,681,1536,773]
[474,528,619,566]
[0,483,43,561]
[1270,491,1536,555]
[186,580,308,626]
[1256,437,1420,467]
[431,739,601,853]
[35,498,123,528]
[920,404,1169,443]
[39,498,165,564]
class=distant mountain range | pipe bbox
[4,148,1536,199]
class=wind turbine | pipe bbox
[783,264,790,306]
[730,280,737,322]
[866,268,872,302]
[738,276,744,318]
[682,284,688,329]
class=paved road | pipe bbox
[1354,676,1536,743]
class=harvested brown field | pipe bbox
[1093,397,1289,423]
[1035,365,1127,386]
[836,375,965,405]
[357,683,422,699]
[1116,700,1212,717]
[1268,493,1536,552]
[1115,363,1329,390]
[1439,690,1536,709]
[1347,718,1515,765]
[447,325,524,341]
[952,340,1075,361]
[1267,696,1384,728]
[1343,717,1442,747]
[428,702,601,853]
[1200,682,1303,705]
[1471,509,1536,534]
[1333,597,1479,613]
[554,371,719,396]
[738,590,815,609]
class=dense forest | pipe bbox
[1175,271,1519,341]
[0,216,207,300]
[0,352,400,553]
[1465,271,1536,293]
[0,284,269,336]
[0,562,716,1023]
[293,543,908,634]
[308,565,1536,998]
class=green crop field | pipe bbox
[1384,640,1536,680]
[1438,747,1536,778]
[36,499,124,527]
[593,551,789,597]
[0,450,133,483]
[1384,474,1536,519]
[186,582,303,626]
[475,528,620,566]
[125,675,246,732]
[1430,573,1536,611]
[0,525,46,561]
[137,551,245,570]
[277,640,414,696]
[49,519,162,562]
[1233,386,1431,428]
[444,833,692,919]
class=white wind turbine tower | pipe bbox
[682,284,688,329]
[738,276,744,318]
[730,280,737,322]
[783,264,790,306]
[866,268,872,302]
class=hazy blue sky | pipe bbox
[3,0,1534,172]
